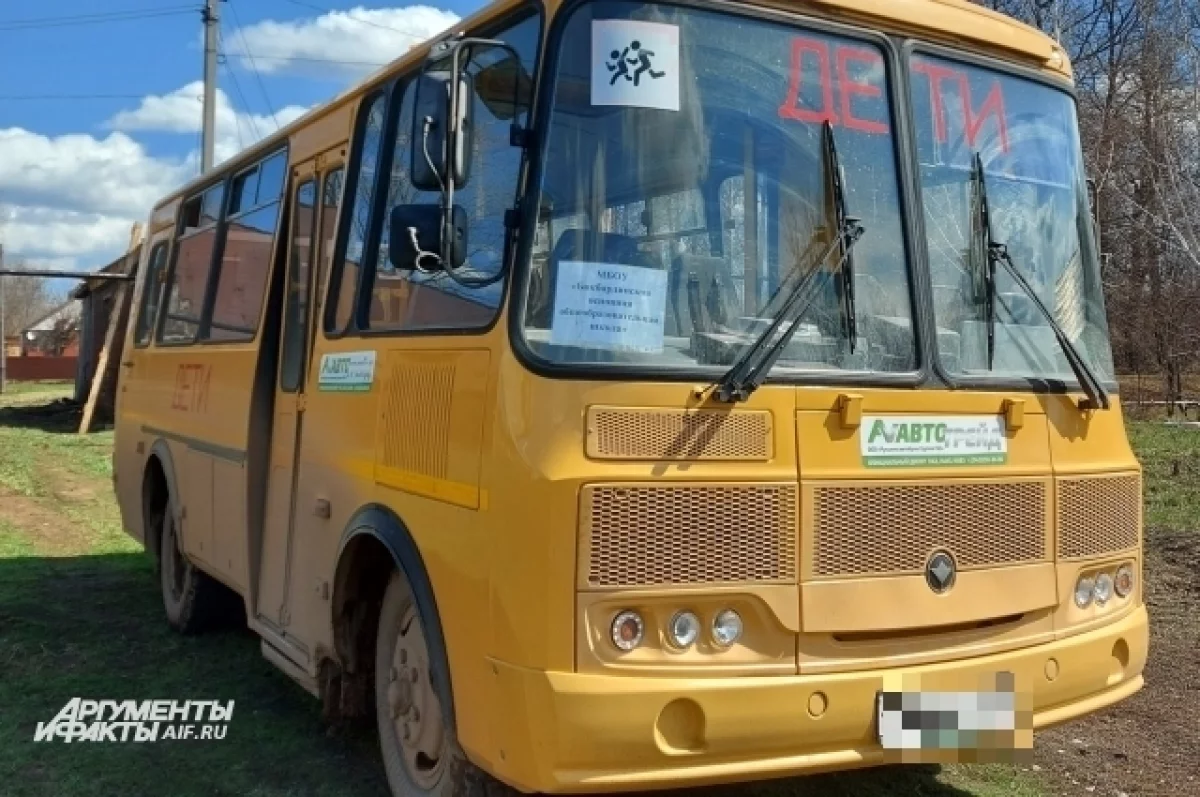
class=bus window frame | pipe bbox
[280,175,319,393]
[321,2,546,342]
[899,37,1114,398]
[154,147,290,348]
[132,240,172,349]
[155,175,231,347]
[505,0,929,389]
[324,89,387,339]
[200,146,290,343]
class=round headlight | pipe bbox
[611,610,644,651]
[667,611,701,649]
[1115,563,1135,598]
[711,609,743,648]
[1074,576,1095,608]
[1094,572,1114,605]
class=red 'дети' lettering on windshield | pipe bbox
[778,38,1011,153]
[836,46,888,135]
[778,36,889,133]
[911,60,1010,153]
[778,37,839,125]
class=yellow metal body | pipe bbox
[112,0,1146,791]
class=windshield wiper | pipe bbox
[969,153,1110,411]
[714,122,864,403]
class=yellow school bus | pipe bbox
[114,0,1148,792]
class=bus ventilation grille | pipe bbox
[378,362,455,479]
[1056,473,1141,559]
[586,407,772,461]
[811,481,1047,578]
[582,484,797,588]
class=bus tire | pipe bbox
[375,571,513,797]
[159,508,226,634]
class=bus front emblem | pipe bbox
[925,551,957,593]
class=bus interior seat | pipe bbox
[667,254,740,337]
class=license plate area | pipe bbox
[876,671,1032,760]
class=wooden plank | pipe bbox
[78,280,130,434]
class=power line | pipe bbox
[220,63,249,150]
[226,0,279,128]
[218,31,261,142]
[0,7,194,31]
[0,93,149,101]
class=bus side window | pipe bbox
[327,94,385,334]
[315,167,345,320]
[204,149,287,342]
[365,11,543,332]
[280,179,318,392]
[134,242,170,347]
[159,184,224,344]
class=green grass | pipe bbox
[0,386,1076,796]
[1127,421,1200,532]
[0,380,73,397]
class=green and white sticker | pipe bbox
[317,351,376,392]
[861,415,1007,468]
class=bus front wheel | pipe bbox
[374,571,512,797]
[159,509,227,634]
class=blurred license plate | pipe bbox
[876,688,1018,750]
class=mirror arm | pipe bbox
[510,124,533,149]
[425,35,526,275]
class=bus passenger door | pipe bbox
[257,159,322,634]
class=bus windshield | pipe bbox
[518,2,918,375]
[910,54,1116,384]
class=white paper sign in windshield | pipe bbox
[550,261,668,353]
[591,20,680,111]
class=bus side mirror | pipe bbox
[410,70,474,192]
[388,204,468,271]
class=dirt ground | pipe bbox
[1034,524,1200,796]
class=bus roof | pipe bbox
[151,0,1066,212]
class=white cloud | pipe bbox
[107,81,309,165]
[235,4,459,77]
[0,206,134,263]
[0,128,186,219]
[0,127,193,269]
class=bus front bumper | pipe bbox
[483,606,1147,793]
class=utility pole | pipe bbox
[0,243,7,394]
[201,0,220,173]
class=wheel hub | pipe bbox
[387,604,446,788]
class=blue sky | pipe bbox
[0,0,482,273]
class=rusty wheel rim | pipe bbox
[386,601,446,789]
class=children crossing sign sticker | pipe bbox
[591,20,680,111]
[860,415,1007,468]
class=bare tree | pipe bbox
[1,269,56,339]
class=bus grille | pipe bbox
[811,481,1048,578]
[1057,474,1141,559]
[378,362,454,479]
[582,484,797,588]
[586,407,772,461]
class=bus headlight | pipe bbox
[667,611,701,649]
[611,610,644,651]
[1074,576,1095,608]
[1115,563,1135,598]
[711,609,743,648]
[1093,572,1114,605]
